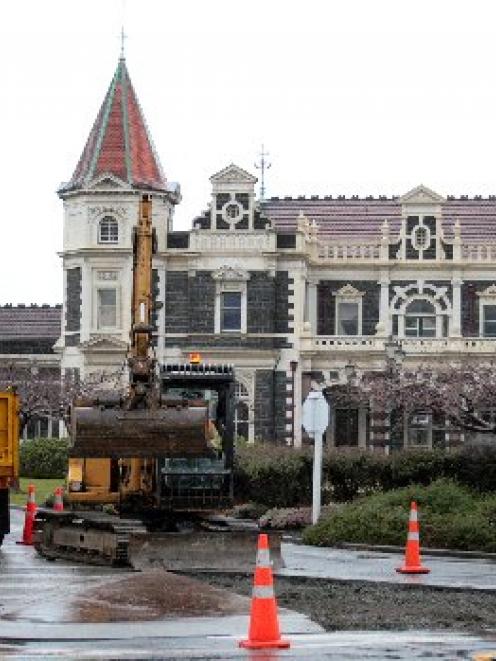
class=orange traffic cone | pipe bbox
[396,501,430,574]
[17,484,37,546]
[53,487,64,512]
[239,533,290,650]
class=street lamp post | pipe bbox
[383,336,406,450]
[344,362,357,445]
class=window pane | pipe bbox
[98,289,117,328]
[222,292,241,308]
[485,306,496,321]
[406,299,435,314]
[337,302,358,335]
[484,321,496,337]
[99,216,118,243]
[222,309,241,330]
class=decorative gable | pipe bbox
[333,284,365,299]
[210,163,257,185]
[477,284,496,298]
[86,173,131,191]
[210,164,257,231]
[400,185,445,205]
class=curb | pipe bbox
[283,535,496,561]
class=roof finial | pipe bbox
[254,144,272,202]
[120,26,127,59]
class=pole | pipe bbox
[312,430,323,524]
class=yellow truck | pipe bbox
[0,391,20,546]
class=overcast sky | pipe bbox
[2,0,496,304]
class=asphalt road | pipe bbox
[3,508,496,660]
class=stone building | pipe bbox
[4,54,496,448]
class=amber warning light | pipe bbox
[189,352,201,364]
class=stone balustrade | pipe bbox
[190,231,276,253]
[303,335,496,354]
[316,241,382,261]
[461,243,496,262]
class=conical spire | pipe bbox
[60,57,167,194]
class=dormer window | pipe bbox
[98,216,118,244]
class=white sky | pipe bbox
[1,0,496,304]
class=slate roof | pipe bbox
[60,57,167,194]
[262,197,496,242]
[0,305,62,340]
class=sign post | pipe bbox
[302,390,329,525]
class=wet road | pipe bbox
[0,508,132,623]
[3,509,496,659]
[281,542,496,590]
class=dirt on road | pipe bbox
[190,572,496,633]
[72,569,250,622]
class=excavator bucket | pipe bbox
[128,528,285,572]
[70,405,211,458]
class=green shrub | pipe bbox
[323,450,391,501]
[234,445,313,507]
[303,479,496,552]
[20,438,69,479]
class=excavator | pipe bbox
[0,390,19,547]
[34,195,253,567]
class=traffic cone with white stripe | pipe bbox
[53,487,64,512]
[239,533,290,650]
[396,501,430,574]
[17,484,37,546]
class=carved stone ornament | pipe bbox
[88,206,127,220]
[333,284,365,298]
[80,334,128,351]
[477,284,496,298]
[211,266,250,281]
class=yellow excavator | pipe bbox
[0,390,20,547]
[34,195,239,566]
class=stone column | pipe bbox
[81,259,91,342]
[358,407,367,448]
[377,272,390,336]
[307,278,318,335]
[451,275,462,337]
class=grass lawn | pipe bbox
[9,477,63,507]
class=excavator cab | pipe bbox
[158,362,235,510]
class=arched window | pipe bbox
[98,216,118,244]
[405,299,436,337]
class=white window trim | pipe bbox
[333,285,364,336]
[92,270,121,332]
[477,286,496,337]
[395,295,447,339]
[215,282,247,333]
[97,216,119,245]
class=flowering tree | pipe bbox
[341,362,496,434]
[0,364,127,432]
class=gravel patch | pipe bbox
[189,572,496,632]
[72,569,250,622]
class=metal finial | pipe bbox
[254,144,272,202]
[120,26,127,59]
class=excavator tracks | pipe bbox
[33,511,284,571]
[34,510,147,567]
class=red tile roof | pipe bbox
[262,197,496,242]
[60,58,166,194]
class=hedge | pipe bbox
[302,479,496,552]
[20,438,70,479]
[234,445,496,507]
[19,438,496,507]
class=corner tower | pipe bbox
[58,55,180,378]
